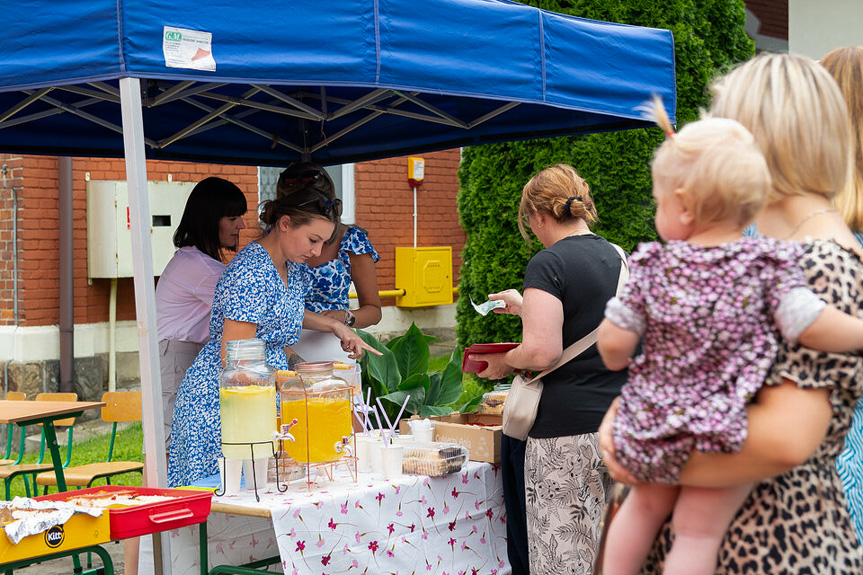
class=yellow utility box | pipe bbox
[395,247,453,307]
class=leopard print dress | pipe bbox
[641,240,863,574]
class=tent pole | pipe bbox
[120,77,171,575]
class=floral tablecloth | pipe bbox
[164,460,510,575]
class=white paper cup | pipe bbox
[381,445,404,480]
[391,434,415,447]
[413,425,434,443]
[219,458,242,495]
[370,440,386,476]
[355,435,378,473]
[243,457,270,491]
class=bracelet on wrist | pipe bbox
[344,310,356,327]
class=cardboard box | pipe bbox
[0,511,111,564]
[399,413,502,464]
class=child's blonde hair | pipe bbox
[651,98,771,228]
[518,164,597,242]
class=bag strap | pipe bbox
[528,243,629,382]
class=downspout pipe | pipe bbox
[3,163,14,397]
[59,157,74,393]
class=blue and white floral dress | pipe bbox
[168,241,309,487]
[292,227,379,364]
[304,226,380,312]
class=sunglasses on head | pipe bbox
[282,169,324,186]
[298,196,343,217]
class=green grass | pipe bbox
[4,423,144,499]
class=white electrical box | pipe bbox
[87,180,196,278]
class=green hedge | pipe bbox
[456,0,754,353]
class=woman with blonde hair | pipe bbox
[600,53,863,573]
[469,163,627,573]
[822,44,863,541]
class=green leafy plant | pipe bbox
[356,323,481,419]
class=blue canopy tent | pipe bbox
[0,0,675,166]
[0,4,674,564]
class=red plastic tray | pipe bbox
[462,342,520,373]
[37,485,213,540]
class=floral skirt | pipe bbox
[525,433,613,574]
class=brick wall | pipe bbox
[745,0,788,40]
[14,157,259,327]
[354,149,464,292]
[3,149,465,328]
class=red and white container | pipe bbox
[38,485,213,540]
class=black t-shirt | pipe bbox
[523,234,627,438]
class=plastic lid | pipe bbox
[225,338,266,362]
[295,361,334,373]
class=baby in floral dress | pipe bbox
[596,102,863,575]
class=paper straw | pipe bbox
[364,388,373,435]
[391,395,410,437]
[376,397,396,443]
[352,402,369,433]
[371,406,388,446]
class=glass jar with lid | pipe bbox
[281,361,353,463]
[218,338,277,459]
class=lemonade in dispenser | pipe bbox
[280,361,353,463]
[218,338,277,461]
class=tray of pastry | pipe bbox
[475,390,508,415]
[401,442,469,477]
[37,485,213,539]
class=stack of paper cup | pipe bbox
[355,435,378,473]
[381,445,404,480]
[243,457,270,491]
[408,419,435,443]
[218,458,242,495]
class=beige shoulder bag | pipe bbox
[501,244,629,440]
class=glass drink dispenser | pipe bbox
[218,338,277,460]
[281,361,353,463]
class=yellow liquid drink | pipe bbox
[220,385,277,459]
[281,396,352,463]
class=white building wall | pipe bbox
[789,0,863,59]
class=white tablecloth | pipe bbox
[148,461,510,575]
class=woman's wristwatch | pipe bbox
[343,310,356,327]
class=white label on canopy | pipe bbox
[163,26,216,72]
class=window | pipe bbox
[258,164,355,224]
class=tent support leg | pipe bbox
[119,77,171,575]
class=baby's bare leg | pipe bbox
[602,483,680,575]
[664,484,752,575]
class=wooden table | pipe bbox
[0,400,105,492]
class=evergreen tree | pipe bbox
[456,0,754,350]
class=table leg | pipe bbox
[41,422,67,492]
[199,520,208,575]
